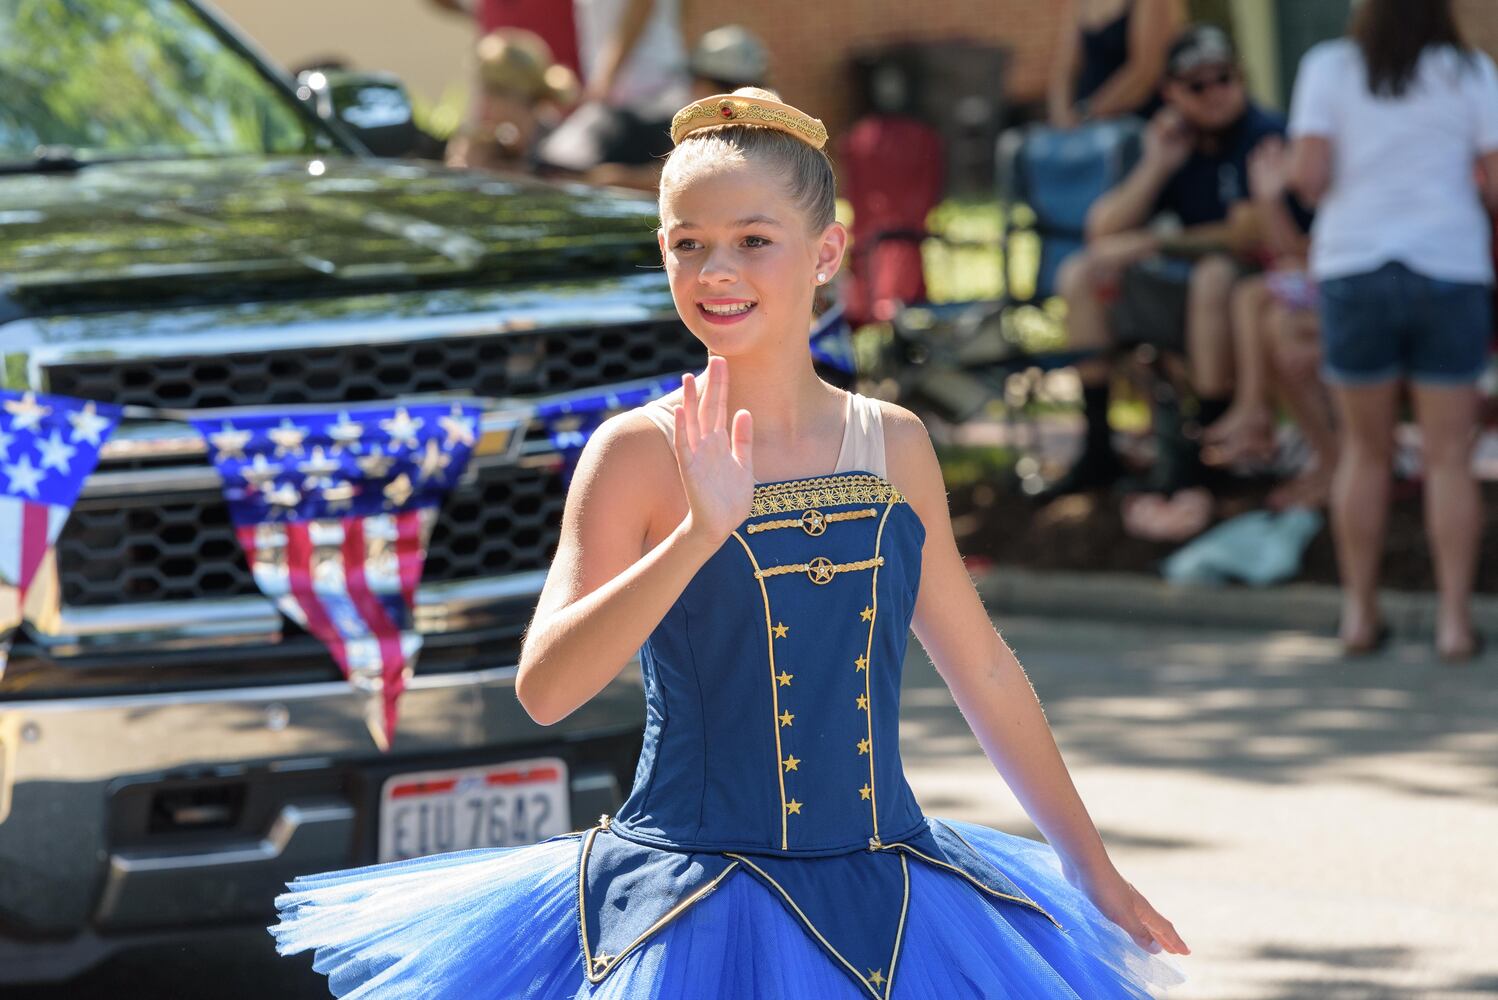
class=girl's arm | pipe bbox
[1078,0,1186,121]
[518,360,754,725]
[883,405,1188,956]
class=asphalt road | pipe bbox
[15,615,1498,999]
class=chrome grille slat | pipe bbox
[42,320,702,410]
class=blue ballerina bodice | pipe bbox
[612,471,928,855]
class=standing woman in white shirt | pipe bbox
[1288,0,1498,662]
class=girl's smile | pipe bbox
[659,163,840,353]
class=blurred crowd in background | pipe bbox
[284,0,1498,662]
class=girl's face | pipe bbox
[658,160,844,359]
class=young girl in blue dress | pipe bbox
[272,88,1189,998]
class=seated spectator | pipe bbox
[444,29,579,172]
[1287,0,1498,660]
[1048,0,1187,127]
[1044,25,1297,499]
[1203,136,1339,512]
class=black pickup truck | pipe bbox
[0,0,698,983]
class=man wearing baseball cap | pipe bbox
[1044,24,1304,498]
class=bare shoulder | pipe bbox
[569,406,679,508]
[868,399,947,506]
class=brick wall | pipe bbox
[681,0,1062,146]
[1457,0,1498,61]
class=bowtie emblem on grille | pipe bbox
[800,509,827,535]
[806,556,836,584]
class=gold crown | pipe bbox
[670,93,829,150]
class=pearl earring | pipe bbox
[816,272,827,283]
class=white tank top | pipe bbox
[637,388,888,481]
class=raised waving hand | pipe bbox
[674,356,755,545]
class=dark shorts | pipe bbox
[1319,261,1493,386]
[1109,255,1246,354]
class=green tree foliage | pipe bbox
[0,0,321,160]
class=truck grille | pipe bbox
[43,319,701,410]
[57,463,566,607]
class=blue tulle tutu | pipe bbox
[271,818,1183,998]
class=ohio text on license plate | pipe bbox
[379,758,570,862]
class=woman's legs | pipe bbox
[1328,380,1400,651]
[1409,383,1483,660]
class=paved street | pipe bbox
[16,614,1498,998]
[901,615,1498,1000]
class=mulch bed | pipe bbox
[948,475,1498,594]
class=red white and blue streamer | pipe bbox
[0,390,122,679]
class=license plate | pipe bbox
[378,757,570,862]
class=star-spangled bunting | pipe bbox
[535,376,682,483]
[190,403,483,751]
[0,391,123,680]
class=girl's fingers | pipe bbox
[731,408,753,469]
[704,356,727,434]
[681,372,701,450]
[672,405,690,466]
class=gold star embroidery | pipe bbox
[777,671,793,686]
[778,711,794,727]
[860,606,875,622]
[772,622,789,639]
[855,655,869,672]
[591,952,612,972]
[857,738,871,755]
[785,800,802,815]
[859,784,872,800]
[867,969,885,988]
[856,694,869,710]
[782,754,800,772]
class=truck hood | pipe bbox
[0,155,663,317]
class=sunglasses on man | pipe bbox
[1175,67,1239,95]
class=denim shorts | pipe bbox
[1319,261,1494,386]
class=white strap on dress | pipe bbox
[637,389,887,481]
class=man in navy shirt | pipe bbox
[1046,25,1293,497]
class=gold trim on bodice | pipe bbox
[750,475,905,518]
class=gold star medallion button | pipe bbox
[857,738,871,755]
[772,622,789,639]
[778,711,794,727]
[856,694,869,710]
[785,799,802,815]
[777,671,793,687]
[860,606,875,622]
[855,655,869,672]
[782,754,800,772]
[867,969,885,988]
[859,784,872,800]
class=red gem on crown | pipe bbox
[719,102,735,119]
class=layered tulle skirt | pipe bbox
[271,819,1183,998]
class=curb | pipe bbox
[972,567,1498,637]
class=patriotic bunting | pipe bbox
[0,391,122,680]
[0,375,682,748]
[535,376,682,483]
[190,403,483,751]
